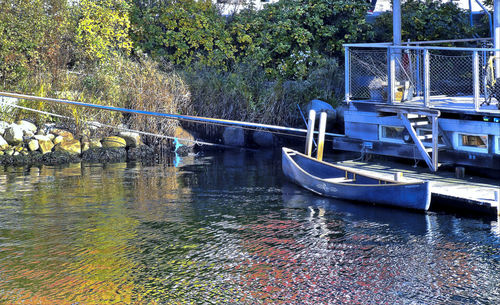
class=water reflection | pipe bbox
[0,150,498,304]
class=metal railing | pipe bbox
[344,39,500,112]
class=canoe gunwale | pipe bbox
[282,147,425,187]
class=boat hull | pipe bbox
[282,148,431,211]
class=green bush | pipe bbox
[131,0,235,69]
[373,0,478,42]
[230,0,372,79]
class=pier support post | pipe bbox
[316,112,327,161]
[473,51,480,111]
[305,110,316,156]
[394,172,403,182]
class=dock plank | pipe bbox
[331,158,499,214]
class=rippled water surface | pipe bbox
[0,149,499,304]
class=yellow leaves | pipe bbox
[76,0,132,63]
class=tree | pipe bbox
[0,0,72,90]
[373,0,478,42]
[130,0,235,69]
[230,0,372,79]
[75,0,132,63]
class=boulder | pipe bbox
[55,138,81,155]
[16,120,37,136]
[38,137,54,154]
[47,133,55,141]
[90,138,102,149]
[3,125,24,145]
[0,121,10,135]
[252,130,275,148]
[118,131,141,148]
[223,127,245,147]
[304,99,337,124]
[0,135,8,150]
[173,126,195,147]
[81,140,91,152]
[28,139,39,152]
[53,135,64,145]
[50,128,74,139]
[101,136,127,148]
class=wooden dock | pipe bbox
[330,158,500,215]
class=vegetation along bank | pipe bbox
[0,0,489,160]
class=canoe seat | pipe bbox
[323,177,355,183]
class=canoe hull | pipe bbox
[282,148,431,211]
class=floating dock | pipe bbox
[331,158,500,215]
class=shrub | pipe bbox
[373,0,478,42]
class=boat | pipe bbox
[282,147,431,211]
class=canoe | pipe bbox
[282,147,431,211]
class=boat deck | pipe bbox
[331,158,500,215]
[354,96,500,116]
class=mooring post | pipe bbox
[305,110,316,156]
[394,172,403,182]
[316,112,327,161]
[494,189,500,216]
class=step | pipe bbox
[418,134,434,141]
[409,117,430,126]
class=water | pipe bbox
[0,149,499,304]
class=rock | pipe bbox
[55,138,81,155]
[101,136,126,148]
[47,133,55,141]
[90,138,102,148]
[118,131,141,148]
[53,135,64,145]
[13,151,19,156]
[50,128,74,139]
[127,145,155,161]
[304,99,337,124]
[41,151,81,165]
[0,151,3,156]
[4,149,13,156]
[82,147,127,163]
[38,137,54,154]
[252,130,275,148]
[81,139,91,152]
[28,139,39,152]
[0,135,8,150]
[173,127,195,147]
[3,125,24,145]
[0,121,10,135]
[14,146,24,152]
[16,120,37,136]
[223,127,245,147]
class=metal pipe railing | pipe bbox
[345,41,498,112]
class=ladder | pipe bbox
[377,106,449,172]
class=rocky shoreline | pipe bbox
[0,120,180,166]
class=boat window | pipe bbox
[455,133,488,153]
[380,126,404,143]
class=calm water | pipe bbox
[0,149,499,304]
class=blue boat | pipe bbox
[282,147,431,211]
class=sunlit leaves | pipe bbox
[75,0,132,63]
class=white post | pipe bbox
[388,47,396,104]
[473,51,480,111]
[494,0,500,78]
[305,110,316,156]
[345,46,350,103]
[423,49,430,107]
[393,0,402,47]
[394,172,403,182]
[316,112,327,161]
